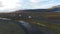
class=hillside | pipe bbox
[0,5,60,34]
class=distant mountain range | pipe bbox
[1,5,60,14]
[22,9,48,12]
[49,5,60,12]
[14,5,60,12]
[13,9,49,13]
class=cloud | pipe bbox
[18,0,60,9]
[0,0,23,12]
[0,0,60,12]
[24,0,60,9]
[31,4,54,9]
[29,0,48,3]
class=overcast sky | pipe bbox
[0,0,60,12]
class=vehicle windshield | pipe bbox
[0,0,60,34]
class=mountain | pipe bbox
[0,5,60,14]
[22,9,49,12]
[49,5,60,12]
[14,5,60,12]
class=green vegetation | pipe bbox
[0,20,25,34]
[0,12,60,34]
[20,12,60,34]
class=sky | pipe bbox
[0,0,60,12]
